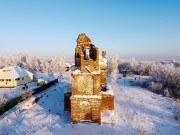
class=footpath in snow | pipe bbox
[0,77,180,135]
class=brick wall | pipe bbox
[70,96,101,123]
[72,73,100,95]
[100,70,107,86]
[101,93,114,110]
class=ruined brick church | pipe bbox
[64,33,114,124]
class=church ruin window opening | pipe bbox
[85,47,90,60]
[90,47,97,61]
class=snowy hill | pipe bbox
[0,77,180,135]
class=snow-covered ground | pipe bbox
[0,77,180,135]
[0,73,55,106]
[0,82,38,105]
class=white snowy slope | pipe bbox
[0,77,180,135]
[0,82,38,105]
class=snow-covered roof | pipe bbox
[0,66,33,79]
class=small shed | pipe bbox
[36,78,48,86]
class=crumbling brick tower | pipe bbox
[69,33,114,124]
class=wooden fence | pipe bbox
[32,79,58,95]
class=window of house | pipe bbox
[2,79,4,81]
[15,78,20,81]
[9,79,11,81]
[6,79,9,81]
[22,77,24,80]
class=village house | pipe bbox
[0,66,33,88]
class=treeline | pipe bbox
[0,52,66,77]
[118,58,180,99]
[107,55,180,99]
[1,53,180,99]
[149,64,180,98]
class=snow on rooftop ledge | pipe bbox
[71,95,101,99]
[72,69,81,74]
[90,70,101,75]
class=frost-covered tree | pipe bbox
[149,63,180,98]
[0,52,66,78]
[107,55,120,83]
[137,61,155,76]
[118,58,139,76]
[129,58,138,71]
[118,61,130,72]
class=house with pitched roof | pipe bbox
[0,66,33,88]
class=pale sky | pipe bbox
[0,0,180,60]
